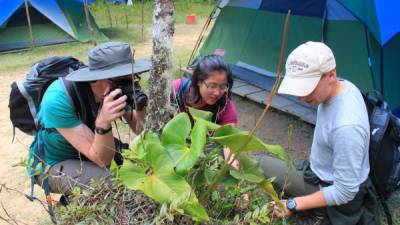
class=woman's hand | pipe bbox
[224,147,240,170]
[96,88,127,128]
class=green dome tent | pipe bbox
[198,0,399,122]
[0,0,108,52]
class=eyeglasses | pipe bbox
[203,80,229,92]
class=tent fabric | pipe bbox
[338,0,400,45]
[0,0,107,52]
[0,0,23,28]
[30,0,74,37]
[200,0,399,110]
[226,0,262,9]
[326,0,356,20]
[260,0,327,18]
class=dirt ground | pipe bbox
[0,21,313,224]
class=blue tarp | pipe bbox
[0,0,23,28]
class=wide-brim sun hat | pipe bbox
[278,41,336,97]
[66,41,151,82]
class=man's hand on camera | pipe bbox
[96,88,127,128]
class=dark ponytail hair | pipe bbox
[187,55,233,104]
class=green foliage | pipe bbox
[56,180,159,225]
[120,129,208,221]
[118,110,290,223]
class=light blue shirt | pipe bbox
[310,80,370,206]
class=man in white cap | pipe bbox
[260,41,379,224]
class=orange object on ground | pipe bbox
[186,14,196,24]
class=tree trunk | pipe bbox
[145,0,174,134]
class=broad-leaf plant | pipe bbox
[117,108,290,222]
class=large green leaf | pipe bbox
[229,153,265,183]
[161,113,191,146]
[188,107,213,121]
[194,117,221,131]
[124,131,159,161]
[210,126,289,163]
[183,201,209,221]
[175,119,208,175]
[145,140,175,171]
[259,179,284,210]
[142,168,193,203]
[161,113,209,176]
[119,160,147,190]
[121,161,190,202]
[121,161,209,221]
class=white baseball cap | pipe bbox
[278,41,336,97]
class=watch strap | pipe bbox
[286,197,297,213]
[95,126,112,135]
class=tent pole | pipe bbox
[24,0,34,48]
[125,8,129,30]
[107,8,112,28]
[141,0,145,41]
[186,3,217,66]
[84,0,97,46]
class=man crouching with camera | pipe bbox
[31,42,150,197]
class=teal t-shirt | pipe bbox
[29,80,83,168]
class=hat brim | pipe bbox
[66,59,151,82]
[277,75,321,97]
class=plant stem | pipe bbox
[200,10,292,204]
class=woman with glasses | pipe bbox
[171,54,238,168]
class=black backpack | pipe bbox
[8,56,86,138]
[364,91,400,225]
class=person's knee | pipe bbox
[47,160,113,195]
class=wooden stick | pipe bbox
[125,8,129,30]
[200,10,292,205]
[83,0,97,46]
[107,8,112,28]
[24,0,34,48]
[187,5,216,66]
[130,48,138,119]
[141,0,145,41]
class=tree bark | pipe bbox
[145,0,174,134]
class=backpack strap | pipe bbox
[381,200,393,225]
[58,77,96,130]
[367,92,391,161]
[59,78,84,120]
[176,78,192,110]
[27,132,57,224]
[16,81,39,129]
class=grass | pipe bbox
[0,0,215,75]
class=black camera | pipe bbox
[113,78,148,111]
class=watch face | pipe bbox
[287,199,296,210]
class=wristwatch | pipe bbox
[95,126,112,135]
[286,197,297,213]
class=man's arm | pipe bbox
[271,125,369,218]
[57,88,127,167]
[57,124,115,167]
[271,190,327,218]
